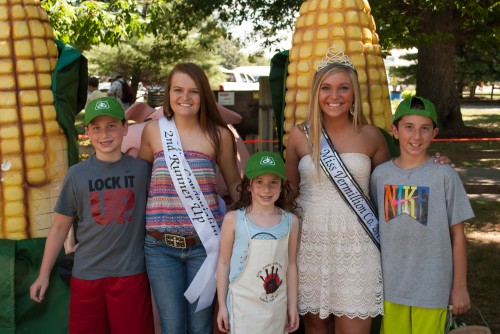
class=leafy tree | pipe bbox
[371,0,500,129]
[40,0,229,52]
[388,52,418,88]
[44,1,500,130]
[86,33,229,97]
[41,0,249,99]
[41,1,263,86]
[200,0,500,130]
[41,0,144,51]
[455,32,500,99]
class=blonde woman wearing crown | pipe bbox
[285,48,389,334]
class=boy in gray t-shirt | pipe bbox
[370,96,474,334]
[30,97,154,333]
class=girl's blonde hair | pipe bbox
[306,63,367,168]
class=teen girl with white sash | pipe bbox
[138,63,241,334]
[285,47,390,334]
[217,151,300,334]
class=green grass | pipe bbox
[450,107,499,332]
[459,237,500,332]
[429,140,500,168]
[463,114,500,130]
[467,200,500,227]
[427,108,500,168]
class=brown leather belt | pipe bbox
[147,231,201,249]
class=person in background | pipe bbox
[30,97,154,334]
[370,96,473,334]
[85,76,105,108]
[217,151,300,334]
[107,72,130,110]
[138,62,241,334]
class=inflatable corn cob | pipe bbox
[283,0,392,146]
[0,0,68,240]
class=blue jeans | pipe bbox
[144,234,214,334]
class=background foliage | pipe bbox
[41,0,500,130]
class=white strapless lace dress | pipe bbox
[296,153,383,319]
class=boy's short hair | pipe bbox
[85,97,125,125]
[393,96,438,126]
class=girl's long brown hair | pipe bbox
[163,62,235,159]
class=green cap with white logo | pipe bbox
[244,151,286,180]
[85,97,125,125]
[393,96,438,125]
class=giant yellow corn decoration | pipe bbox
[284,0,392,146]
[0,0,68,240]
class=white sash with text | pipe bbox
[159,117,221,311]
[306,126,380,250]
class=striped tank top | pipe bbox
[145,150,224,236]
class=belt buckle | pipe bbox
[163,234,186,248]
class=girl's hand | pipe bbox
[217,306,230,333]
[286,308,300,333]
[434,152,455,168]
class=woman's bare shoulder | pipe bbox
[360,124,386,142]
[290,124,306,134]
[143,119,160,133]
[288,124,307,141]
[217,124,232,136]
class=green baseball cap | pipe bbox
[85,97,125,125]
[393,96,438,125]
[245,151,286,180]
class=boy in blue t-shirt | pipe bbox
[370,96,474,333]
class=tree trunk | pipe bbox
[469,83,476,99]
[456,79,464,99]
[131,76,140,101]
[416,10,464,130]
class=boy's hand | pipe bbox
[286,307,300,333]
[217,305,230,333]
[450,287,470,315]
[30,276,49,303]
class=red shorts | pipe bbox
[69,273,154,334]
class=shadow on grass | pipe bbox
[428,140,500,168]
[460,197,500,332]
[464,114,500,130]
[458,238,500,333]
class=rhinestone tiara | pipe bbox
[317,46,355,71]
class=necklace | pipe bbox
[393,158,415,179]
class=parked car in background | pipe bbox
[98,81,147,103]
[98,82,110,93]
[234,66,270,81]
[219,68,259,91]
